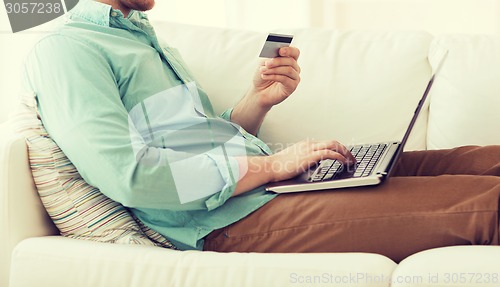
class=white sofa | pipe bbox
[1,21,500,287]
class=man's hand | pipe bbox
[232,140,356,197]
[230,47,301,135]
[266,140,356,182]
[252,46,301,109]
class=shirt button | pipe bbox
[111,11,117,17]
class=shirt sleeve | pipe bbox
[219,107,233,122]
[23,34,239,211]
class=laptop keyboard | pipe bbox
[309,143,387,182]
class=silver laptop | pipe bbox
[266,53,448,193]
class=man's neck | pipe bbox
[95,0,131,17]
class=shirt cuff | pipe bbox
[204,152,240,211]
[219,108,234,122]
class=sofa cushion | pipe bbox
[11,236,397,287]
[9,92,175,249]
[427,35,500,149]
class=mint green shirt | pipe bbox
[23,0,277,250]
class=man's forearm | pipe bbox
[230,90,271,136]
[231,156,273,197]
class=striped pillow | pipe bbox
[11,92,176,249]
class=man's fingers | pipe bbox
[260,66,300,81]
[279,46,300,61]
[313,150,348,164]
[327,141,356,165]
[264,58,301,73]
[310,140,357,165]
[260,74,298,88]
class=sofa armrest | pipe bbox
[392,246,500,287]
[0,123,59,287]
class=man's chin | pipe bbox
[126,0,155,12]
[143,1,155,11]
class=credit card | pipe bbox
[259,33,294,58]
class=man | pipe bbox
[23,0,500,262]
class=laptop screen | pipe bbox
[387,51,448,177]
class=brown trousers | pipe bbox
[204,146,500,263]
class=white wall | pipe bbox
[146,0,500,35]
[0,4,55,124]
[223,0,311,32]
[0,4,17,125]
[145,0,311,33]
[147,0,227,28]
[2,0,500,124]
[315,0,500,35]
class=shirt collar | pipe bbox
[68,0,149,27]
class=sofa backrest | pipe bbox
[426,34,500,149]
[154,21,500,151]
[154,22,434,151]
